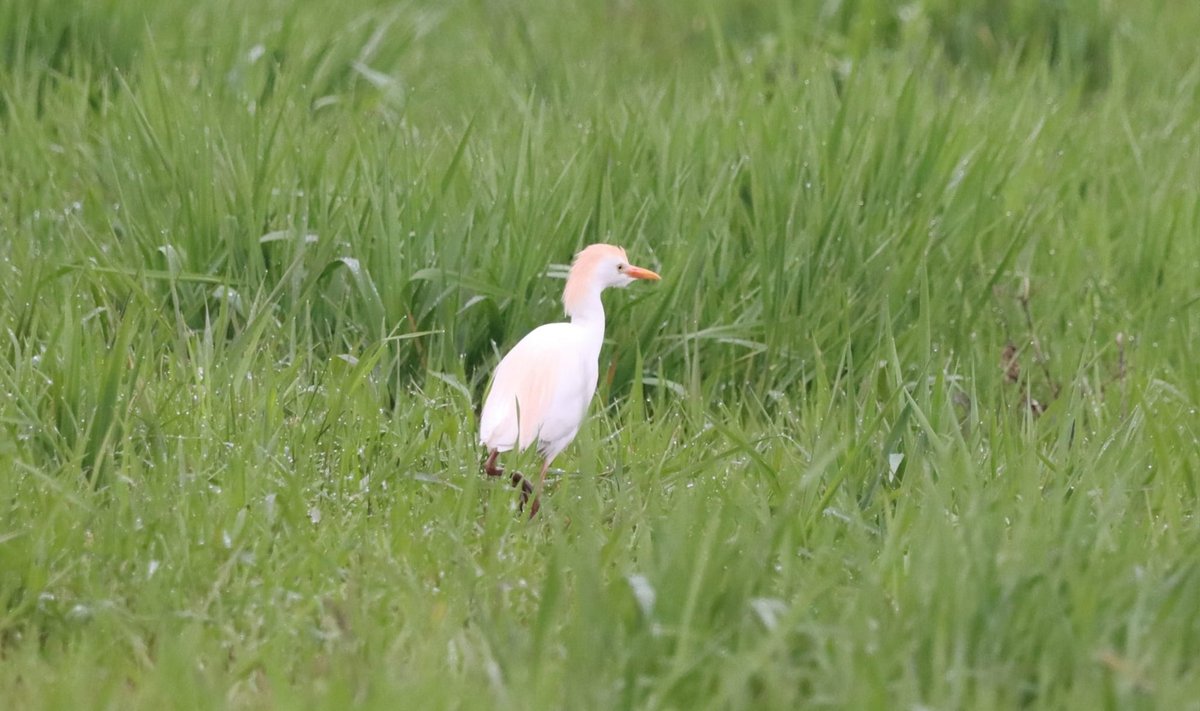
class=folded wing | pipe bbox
[479,324,589,457]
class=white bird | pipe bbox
[479,243,661,517]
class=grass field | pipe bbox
[2,0,1199,708]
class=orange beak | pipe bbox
[625,265,661,281]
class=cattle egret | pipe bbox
[479,243,661,517]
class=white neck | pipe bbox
[566,285,606,353]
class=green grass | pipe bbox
[2,0,1199,708]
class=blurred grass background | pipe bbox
[1,0,1198,708]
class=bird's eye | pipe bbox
[617,264,625,271]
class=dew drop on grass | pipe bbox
[750,598,787,631]
[627,574,655,617]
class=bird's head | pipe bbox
[563,243,660,317]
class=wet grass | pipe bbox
[2,0,1199,708]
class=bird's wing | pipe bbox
[479,324,585,454]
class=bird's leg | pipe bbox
[527,459,550,519]
[515,474,534,511]
[484,449,535,509]
[483,449,503,477]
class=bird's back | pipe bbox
[479,322,599,459]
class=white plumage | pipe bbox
[479,243,660,517]
[479,323,598,460]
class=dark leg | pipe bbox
[483,449,535,510]
[527,459,550,519]
[483,449,502,477]
[515,474,534,511]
